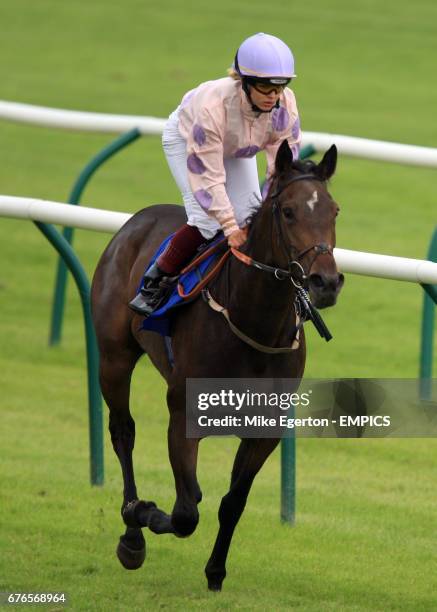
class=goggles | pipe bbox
[246,77,291,96]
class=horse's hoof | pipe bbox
[207,580,223,592]
[206,567,225,591]
[116,537,146,570]
[122,499,156,528]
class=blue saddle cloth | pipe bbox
[140,232,224,337]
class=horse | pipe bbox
[90,140,344,591]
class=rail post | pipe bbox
[35,221,104,485]
[49,128,141,345]
[419,227,437,400]
[280,144,315,525]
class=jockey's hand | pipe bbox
[228,227,248,249]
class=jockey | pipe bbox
[130,32,301,315]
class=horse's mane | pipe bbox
[288,158,318,175]
[245,158,319,230]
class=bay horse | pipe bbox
[91,140,343,591]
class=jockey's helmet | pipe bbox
[233,32,296,86]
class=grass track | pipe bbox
[0,0,437,609]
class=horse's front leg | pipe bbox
[129,406,201,538]
[205,437,280,591]
[116,386,200,540]
[167,387,202,537]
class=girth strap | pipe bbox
[203,289,300,353]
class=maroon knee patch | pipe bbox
[157,224,205,275]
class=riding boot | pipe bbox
[129,224,207,316]
[129,261,171,316]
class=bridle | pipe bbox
[227,170,335,343]
[232,172,334,288]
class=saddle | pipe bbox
[139,232,227,337]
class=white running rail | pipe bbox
[1,100,437,168]
[1,195,436,285]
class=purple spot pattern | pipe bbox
[187,153,206,174]
[271,107,289,132]
[291,116,300,140]
[235,145,260,158]
[193,124,206,146]
[194,189,213,210]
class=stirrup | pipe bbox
[129,275,176,316]
[128,262,164,315]
[129,286,163,316]
[129,297,154,316]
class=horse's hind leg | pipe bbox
[99,349,147,570]
[205,437,280,591]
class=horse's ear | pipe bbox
[275,139,294,175]
[316,145,337,180]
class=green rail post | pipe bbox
[280,144,316,524]
[419,227,437,400]
[299,143,317,160]
[49,128,142,346]
[281,431,296,524]
[35,221,104,485]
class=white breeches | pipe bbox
[162,107,262,239]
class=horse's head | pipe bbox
[264,140,344,309]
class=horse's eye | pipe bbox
[282,207,294,220]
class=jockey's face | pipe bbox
[249,84,282,111]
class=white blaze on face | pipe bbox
[307,190,318,212]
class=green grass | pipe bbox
[1,0,437,610]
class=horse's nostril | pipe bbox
[309,273,343,293]
[309,274,324,289]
